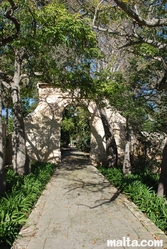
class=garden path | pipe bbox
[12,148,167,249]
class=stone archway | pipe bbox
[25,83,109,165]
[24,84,167,168]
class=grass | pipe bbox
[98,166,167,234]
[0,162,56,249]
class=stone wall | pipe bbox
[2,82,164,169]
[104,105,127,163]
[7,83,165,168]
[25,84,110,165]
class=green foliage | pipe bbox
[0,162,56,248]
[30,1,100,92]
[94,47,167,134]
[98,166,167,234]
[7,118,14,133]
[61,105,90,151]
[134,43,159,57]
[62,117,75,132]
[80,0,127,26]
[21,98,38,117]
[1,0,100,115]
[97,69,149,131]
[36,2,98,53]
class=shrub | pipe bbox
[0,162,56,249]
[98,166,167,234]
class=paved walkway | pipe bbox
[12,149,167,249]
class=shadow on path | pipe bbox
[59,147,121,208]
[12,148,167,249]
[60,147,90,170]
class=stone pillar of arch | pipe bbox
[25,83,107,165]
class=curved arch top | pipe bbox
[25,83,126,165]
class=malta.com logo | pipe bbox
[107,237,163,247]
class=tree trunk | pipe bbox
[157,139,167,197]
[0,80,6,196]
[100,108,117,168]
[11,49,30,175]
[123,141,131,175]
[123,117,131,175]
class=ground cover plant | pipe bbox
[98,166,167,235]
[0,162,56,249]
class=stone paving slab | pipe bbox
[12,154,167,249]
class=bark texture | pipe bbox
[123,141,131,175]
[123,118,131,175]
[100,108,117,167]
[0,80,6,196]
[11,49,30,175]
[157,140,167,197]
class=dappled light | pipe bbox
[1,0,167,247]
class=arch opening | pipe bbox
[61,104,91,155]
[25,85,116,166]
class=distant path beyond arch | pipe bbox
[25,83,127,166]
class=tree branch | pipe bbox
[118,25,167,50]
[113,0,167,27]
[93,25,120,35]
[0,71,13,84]
[0,0,20,47]
[92,0,105,26]
[2,81,11,90]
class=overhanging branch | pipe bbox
[0,0,20,47]
[0,71,13,85]
[113,0,167,27]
